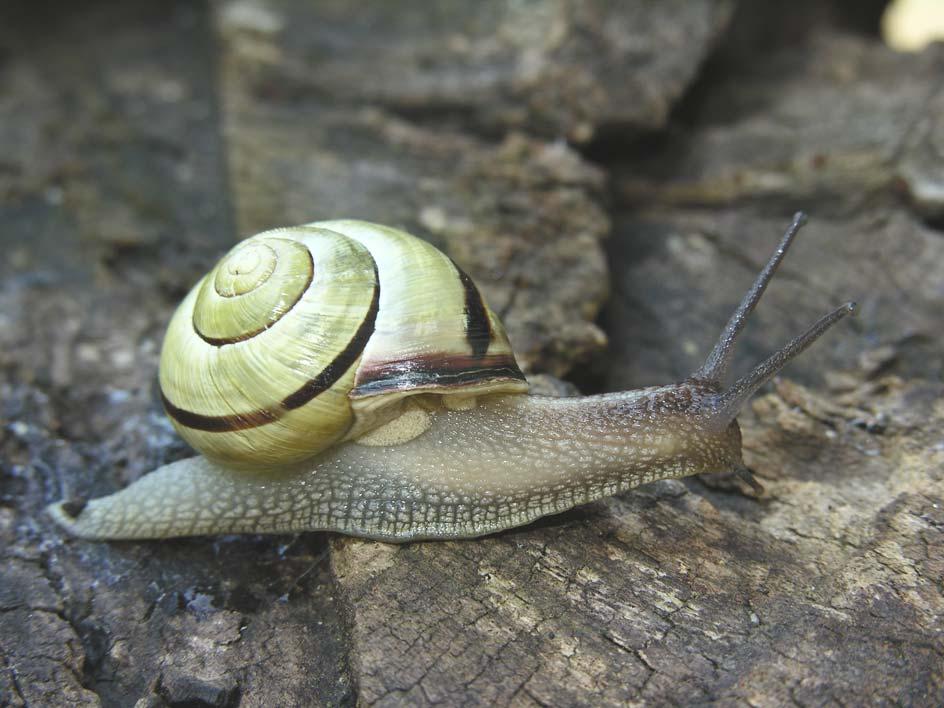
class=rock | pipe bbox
[216,0,734,142]
[0,558,98,706]
[617,31,944,221]
[605,208,944,390]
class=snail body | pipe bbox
[49,215,855,541]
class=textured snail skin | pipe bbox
[48,386,740,540]
[47,213,856,541]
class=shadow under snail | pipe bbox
[48,214,856,542]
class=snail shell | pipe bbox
[158,220,528,467]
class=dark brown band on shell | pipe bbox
[162,266,380,432]
[352,353,526,398]
[160,391,280,432]
[282,268,380,409]
[194,249,315,347]
[451,260,492,359]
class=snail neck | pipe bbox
[304,382,744,537]
[386,383,742,493]
[351,380,739,480]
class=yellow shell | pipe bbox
[158,220,528,467]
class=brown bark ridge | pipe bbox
[2,0,942,706]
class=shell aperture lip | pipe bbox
[352,353,525,398]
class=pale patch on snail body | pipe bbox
[48,215,856,541]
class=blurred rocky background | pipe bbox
[1,0,942,705]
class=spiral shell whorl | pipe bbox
[159,227,378,466]
[158,221,528,468]
[193,238,313,345]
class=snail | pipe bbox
[48,214,856,541]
